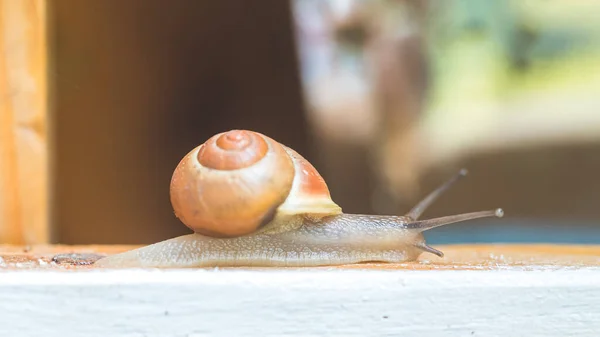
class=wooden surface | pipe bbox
[0,243,598,270]
[0,244,599,337]
[0,0,50,244]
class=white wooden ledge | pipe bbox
[1,268,600,337]
[1,244,599,336]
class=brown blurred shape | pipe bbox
[50,0,309,244]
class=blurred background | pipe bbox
[1,0,600,245]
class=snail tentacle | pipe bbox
[414,242,445,257]
[405,209,504,231]
[405,168,468,220]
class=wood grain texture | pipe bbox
[0,0,50,244]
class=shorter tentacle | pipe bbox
[414,242,444,257]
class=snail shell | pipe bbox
[95,129,504,268]
[169,130,342,237]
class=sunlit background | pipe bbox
[3,0,600,246]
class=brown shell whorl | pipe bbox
[197,130,268,170]
[170,130,295,237]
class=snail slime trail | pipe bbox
[95,130,504,268]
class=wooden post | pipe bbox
[0,0,50,244]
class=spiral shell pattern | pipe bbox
[170,130,341,237]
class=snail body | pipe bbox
[96,130,503,268]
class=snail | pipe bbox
[95,130,503,268]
